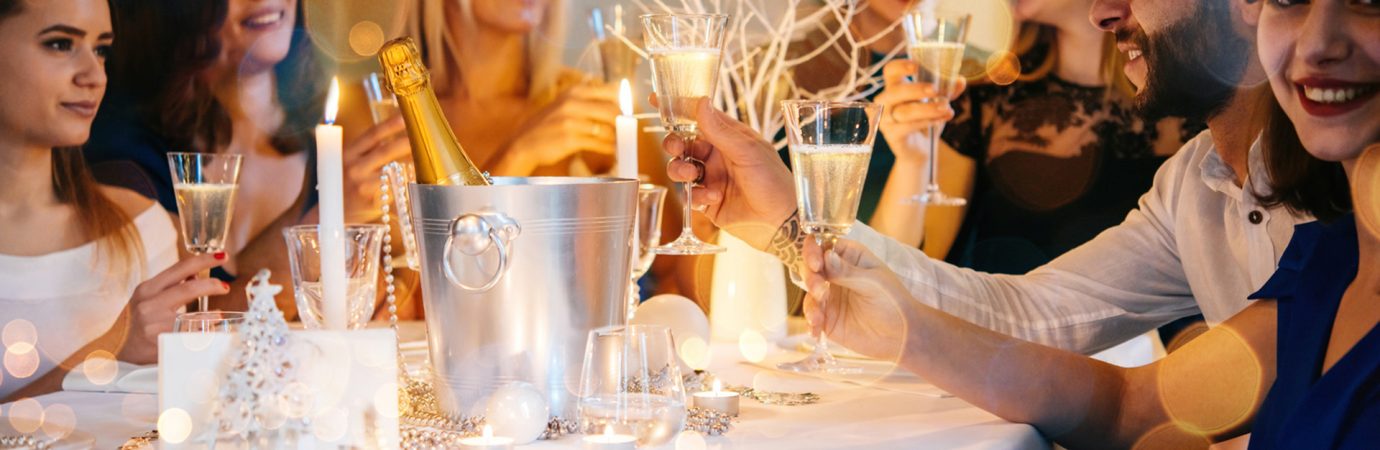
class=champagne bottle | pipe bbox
[378,37,490,186]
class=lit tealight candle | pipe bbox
[583,425,636,450]
[459,424,514,450]
[692,379,740,416]
[315,77,347,331]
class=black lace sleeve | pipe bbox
[941,85,989,162]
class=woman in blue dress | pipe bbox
[794,0,1380,446]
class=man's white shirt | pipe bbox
[846,130,1308,354]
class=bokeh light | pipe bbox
[675,430,708,450]
[1157,325,1264,436]
[2,319,36,348]
[984,50,1021,86]
[4,341,40,379]
[81,350,119,386]
[40,403,76,440]
[157,408,193,444]
[678,336,712,371]
[348,21,386,57]
[7,398,43,434]
[303,0,407,63]
[738,329,768,363]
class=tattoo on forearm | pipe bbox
[768,210,806,274]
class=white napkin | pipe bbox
[61,360,158,394]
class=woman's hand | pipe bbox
[875,60,964,165]
[343,117,410,223]
[497,83,620,174]
[116,253,232,364]
[800,237,917,361]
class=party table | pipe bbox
[2,323,1048,449]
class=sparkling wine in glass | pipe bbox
[643,13,729,255]
[901,10,971,207]
[168,152,242,312]
[628,184,667,320]
[363,72,401,125]
[590,5,642,83]
[778,100,883,374]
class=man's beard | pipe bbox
[1123,1,1252,122]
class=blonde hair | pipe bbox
[408,0,567,103]
[1011,23,1134,98]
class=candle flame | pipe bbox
[482,424,493,439]
[619,79,633,117]
[603,425,615,437]
[712,379,723,393]
[324,77,340,125]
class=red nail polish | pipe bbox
[214,252,227,260]
[220,281,230,290]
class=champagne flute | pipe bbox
[362,72,401,124]
[642,13,729,255]
[168,152,242,312]
[628,184,668,321]
[590,6,641,83]
[901,10,971,206]
[777,100,883,374]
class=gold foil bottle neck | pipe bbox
[379,37,428,97]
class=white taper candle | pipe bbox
[316,77,348,330]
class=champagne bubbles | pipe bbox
[303,0,407,62]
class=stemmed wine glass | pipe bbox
[642,13,729,255]
[362,72,401,125]
[168,152,242,312]
[627,184,668,321]
[901,9,971,206]
[777,100,883,374]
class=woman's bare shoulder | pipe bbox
[99,185,157,217]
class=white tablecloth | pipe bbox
[4,328,1047,449]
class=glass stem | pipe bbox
[680,175,695,238]
[197,262,211,312]
[926,121,940,193]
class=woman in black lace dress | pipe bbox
[869,9,1203,275]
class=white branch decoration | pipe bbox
[618,0,904,150]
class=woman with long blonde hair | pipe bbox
[404,0,619,176]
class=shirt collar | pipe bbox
[1198,132,1266,200]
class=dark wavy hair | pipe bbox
[108,0,327,155]
[1255,86,1352,223]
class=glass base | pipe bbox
[777,348,862,374]
[653,233,725,255]
[913,190,967,207]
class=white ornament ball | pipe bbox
[484,382,549,444]
[630,294,712,371]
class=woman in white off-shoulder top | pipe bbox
[0,0,230,402]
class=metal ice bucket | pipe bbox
[409,177,635,419]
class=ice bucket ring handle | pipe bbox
[442,212,521,292]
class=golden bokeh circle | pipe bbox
[303,0,406,63]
